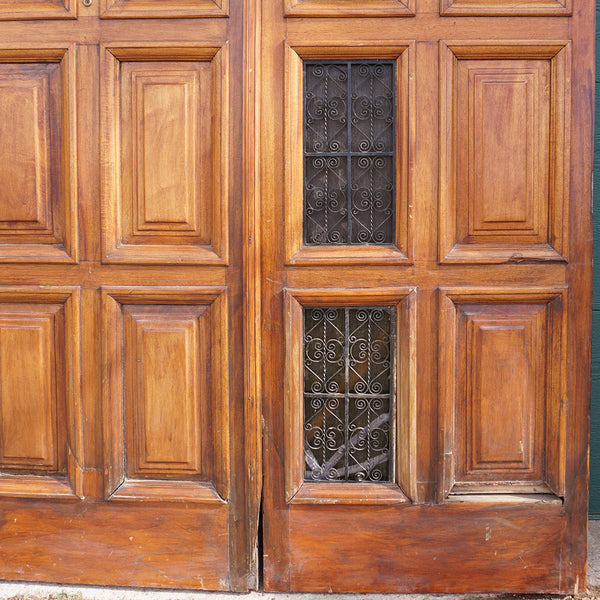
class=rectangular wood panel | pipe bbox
[102,44,228,265]
[100,0,227,19]
[439,288,567,498]
[127,67,207,239]
[102,287,228,503]
[0,0,75,19]
[123,305,208,478]
[0,47,77,263]
[440,0,570,17]
[462,309,543,482]
[0,315,60,471]
[0,72,51,226]
[0,287,81,499]
[439,42,570,263]
[284,0,414,17]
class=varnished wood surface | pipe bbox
[288,503,565,593]
[260,0,593,592]
[0,0,591,591]
[0,0,256,591]
[0,500,230,589]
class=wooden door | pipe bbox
[260,0,593,593]
[0,0,259,591]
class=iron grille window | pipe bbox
[303,60,396,245]
[303,307,395,482]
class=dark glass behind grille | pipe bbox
[303,61,396,245]
[303,307,395,482]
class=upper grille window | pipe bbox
[303,61,396,246]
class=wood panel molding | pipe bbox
[284,42,415,266]
[101,0,227,19]
[101,43,228,265]
[284,287,416,504]
[439,41,571,264]
[101,286,229,503]
[0,0,75,19]
[441,0,570,17]
[284,0,414,17]
[0,45,77,263]
[0,286,82,499]
[439,287,567,500]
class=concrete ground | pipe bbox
[1,523,600,600]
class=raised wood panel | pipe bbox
[284,0,414,17]
[439,288,567,498]
[102,287,228,503]
[0,0,75,20]
[0,47,77,263]
[0,73,51,228]
[439,42,570,264]
[0,314,61,471]
[0,287,81,499]
[123,305,207,478]
[101,0,227,18]
[441,0,570,17]
[284,43,414,266]
[284,287,416,504]
[102,44,228,265]
[126,67,208,240]
[469,71,544,237]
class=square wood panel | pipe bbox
[102,287,229,503]
[284,43,414,266]
[439,287,567,499]
[102,44,228,265]
[439,42,570,264]
[284,287,416,504]
[0,287,82,499]
[0,46,77,262]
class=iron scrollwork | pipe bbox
[303,61,396,246]
[303,307,395,482]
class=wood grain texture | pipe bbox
[284,0,414,17]
[0,0,253,589]
[101,0,228,19]
[0,287,81,499]
[0,500,230,589]
[101,43,229,265]
[0,45,77,263]
[288,503,565,592]
[123,305,206,478]
[439,41,570,264]
[0,0,75,20]
[260,0,592,590]
[440,0,570,17]
[102,286,228,503]
[439,288,567,497]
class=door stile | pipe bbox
[560,0,594,591]
[260,0,292,589]
[242,0,262,588]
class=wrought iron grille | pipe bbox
[303,60,396,245]
[303,307,395,482]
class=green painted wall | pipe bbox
[590,7,600,516]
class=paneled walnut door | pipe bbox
[0,0,257,591]
[260,0,593,593]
